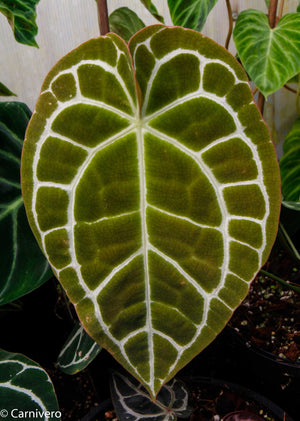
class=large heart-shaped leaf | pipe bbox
[21,26,281,397]
[0,349,60,419]
[0,0,40,47]
[279,118,300,210]
[0,102,52,306]
[111,371,193,421]
[233,10,300,97]
[167,0,218,31]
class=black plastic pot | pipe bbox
[80,375,296,421]
[226,326,300,379]
[180,376,295,421]
[80,399,111,421]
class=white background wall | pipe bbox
[0,0,299,150]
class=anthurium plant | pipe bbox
[1,0,300,419]
[21,21,280,398]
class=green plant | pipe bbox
[1,0,299,419]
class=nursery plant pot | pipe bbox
[79,376,296,421]
[228,249,299,380]
[80,399,112,421]
[182,376,295,421]
[226,325,300,379]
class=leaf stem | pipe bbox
[257,93,265,115]
[97,0,110,35]
[225,0,233,50]
[278,0,285,20]
[283,84,297,94]
[256,0,279,114]
[260,269,300,294]
[268,0,278,29]
[297,74,300,116]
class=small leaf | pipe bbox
[139,0,164,23]
[111,371,193,421]
[279,118,300,209]
[0,82,16,97]
[0,102,52,306]
[0,349,60,419]
[57,322,101,375]
[233,10,300,97]
[167,0,218,31]
[0,0,40,47]
[109,8,145,43]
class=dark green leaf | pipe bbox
[57,322,101,374]
[109,7,145,42]
[233,10,300,97]
[0,82,16,97]
[0,102,52,306]
[0,349,60,419]
[111,371,193,421]
[139,0,164,23]
[279,118,300,209]
[277,223,300,262]
[0,0,40,47]
[167,0,218,31]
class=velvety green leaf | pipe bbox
[0,0,39,47]
[21,27,281,397]
[109,8,145,43]
[233,10,300,97]
[57,322,101,374]
[298,3,300,13]
[0,102,51,306]
[139,0,164,22]
[111,371,193,421]
[0,82,16,97]
[168,0,218,31]
[279,118,300,210]
[0,349,60,419]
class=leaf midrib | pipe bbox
[137,119,155,391]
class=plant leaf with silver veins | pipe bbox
[21,26,281,397]
[0,349,60,420]
[111,371,193,421]
[167,0,218,31]
[0,101,52,306]
[233,10,300,97]
[57,322,101,375]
